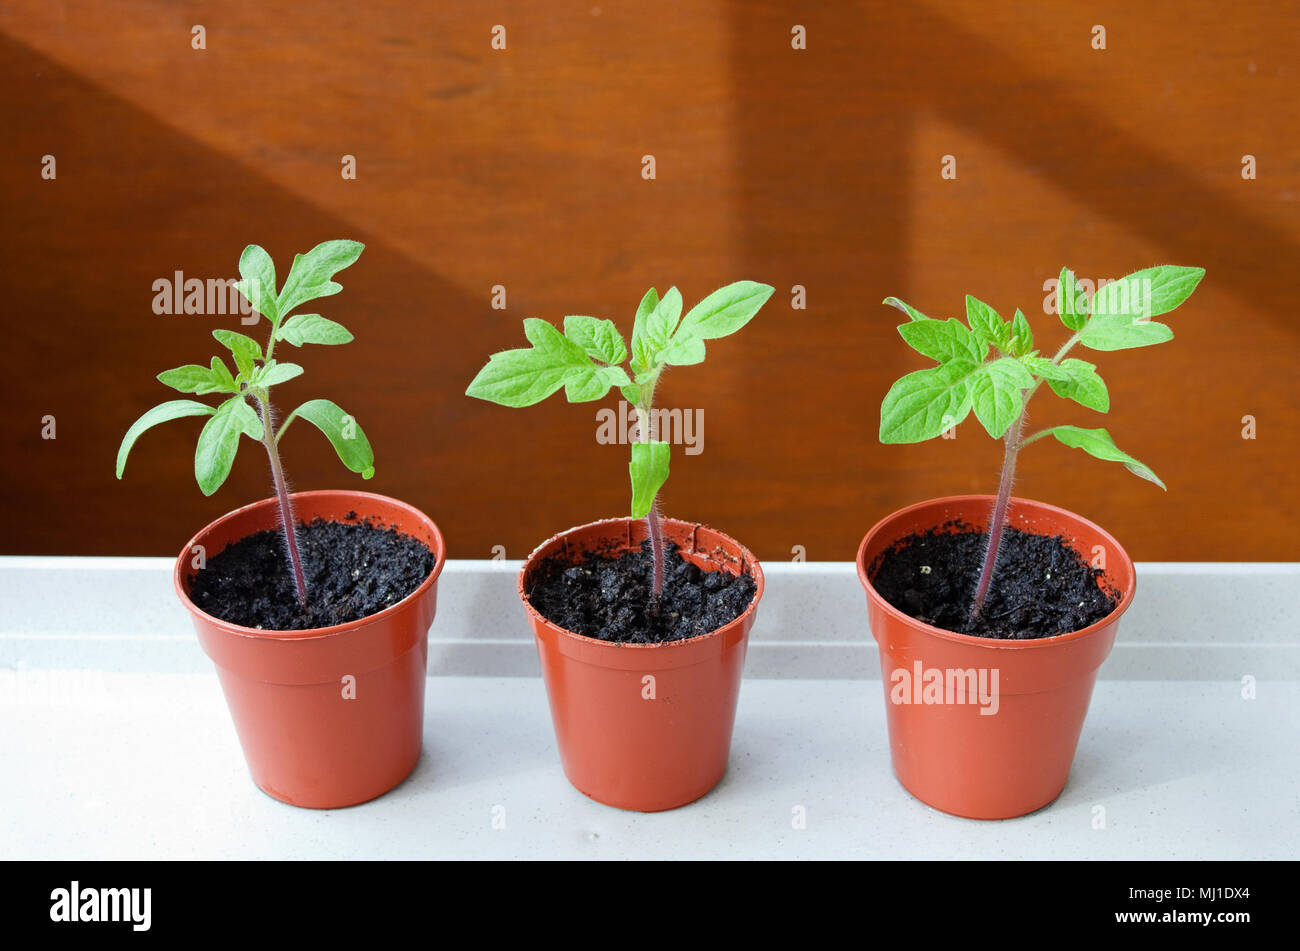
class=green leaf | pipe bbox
[629,287,660,374]
[252,361,304,387]
[897,318,985,364]
[276,314,354,347]
[562,366,613,402]
[1092,265,1205,320]
[1058,267,1086,331]
[212,329,263,376]
[281,399,375,478]
[1008,309,1033,357]
[1080,319,1174,351]
[600,365,632,388]
[882,296,931,323]
[676,281,774,341]
[563,315,626,365]
[467,319,610,406]
[235,244,278,323]
[620,384,640,405]
[1081,265,1203,351]
[210,356,236,391]
[194,397,262,496]
[965,295,1008,350]
[629,440,670,518]
[157,364,230,396]
[1040,425,1165,489]
[116,400,216,478]
[561,356,634,402]
[659,334,706,366]
[879,361,978,443]
[276,239,365,318]
[969,357,1035,438]
[466,347,573,407]
[1022,355,1069,381]
[524,317,588,361]
[631,286,683,372]
[1047,358,1109,412]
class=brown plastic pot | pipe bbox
[175,490,445,809]
[856,495,1135,820]
[519,517,764,812]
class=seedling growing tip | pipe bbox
[879,264,1205,623]
[467,281,774,604]
[116,240,376,608]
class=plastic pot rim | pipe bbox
[856,494,1137,651]
[516,515,766,653]
[173,488,447,643]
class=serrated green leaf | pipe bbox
[157,364,229,396]
[897,318,985,364]
[631,286,683,372]
[677,281,774,341]
[1009,309,1033,357]
[1058,267,1086,331]
[212,329,263,376]
[556,358,631,403]
[879,361,979,443]
[280,399,375,478]
[194,397,262,496]
[600,365,632,388]
[276,240,365,318]
[563,315,626,365]
[1041,425,1165,489]
[116,400,216,478]
[965,295,1008,349]
[969,357,1034,438]
[1047,358,1109,412]
[276,314,354,347]
[1022,355,1069,381]
[236,245,278,323]
[1080,319,1174,351]
[629,440,670,518]
[467,320,601,407]
[620,384,640,404]
[210,356,236,391]
[882,297,931,323]
[1092,265,1205,320]
[563,366,613,402]
[524,317,587,361]
[253,361,304,387]
[629,287,660,374]
[466,347,571,407]
[660,334,706,366]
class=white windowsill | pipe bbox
[1,558,1296,860]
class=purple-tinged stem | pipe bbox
[647,496,665,606]
[257,395,307,608]
[970,408,1026,622]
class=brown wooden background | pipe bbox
[2,1,1297,561]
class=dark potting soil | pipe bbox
[869,522,1118,640]
[188,516,436,631]
[527,540,757,644]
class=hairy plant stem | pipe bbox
[970,410,1024,621]
[635,399,665,607]
[255,390,307,608]
[647,498,665,604]
[969,330,1083,624]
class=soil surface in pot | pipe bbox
[528,540,756,644]
[870,522,1118,639]
[189,515,436,630]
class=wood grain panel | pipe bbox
[0,1,1296,562]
